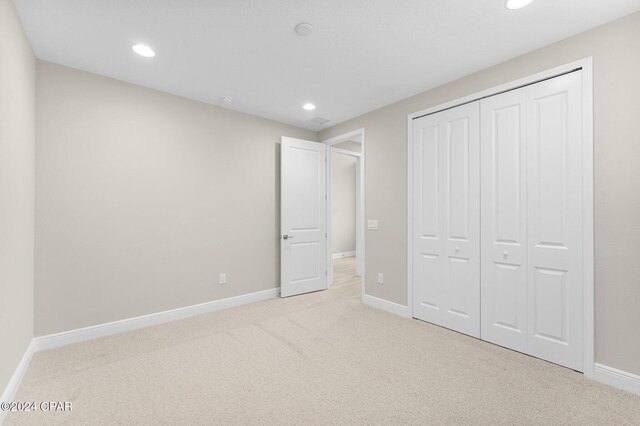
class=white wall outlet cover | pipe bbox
[377,273,384,284]
[367,220,379,230]
[219,273,226,285]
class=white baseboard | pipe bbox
[0,340,35,424]
[33,288,279,352]
[332,251,356,258]
[593,363,640,396]
[363,294,411,318]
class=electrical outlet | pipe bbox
[219,273,226,285]
[377,273,384,284]
[368,220,379,230]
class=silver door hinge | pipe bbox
[325,233,327,238]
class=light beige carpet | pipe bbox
[6,257,640,425]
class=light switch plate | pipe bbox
[219,273,226,285]
[367,220,379,230]
[377,273,384,284]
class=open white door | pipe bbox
[280,137,327,297]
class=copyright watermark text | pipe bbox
[1,401,72,412]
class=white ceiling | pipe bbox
[14,0,640,131]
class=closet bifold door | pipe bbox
[480,71,584,371]
[412,102,480,338]
[480,87,528,352]
[526,72,583,371]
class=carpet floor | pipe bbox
[6,257,640,425]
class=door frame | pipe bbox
[406,58,594,377]
[322,128,366,302]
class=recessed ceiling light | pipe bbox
[505,0,534,10]
[295,23,313,37]
[132,44,155,58]
[303,103,316,111]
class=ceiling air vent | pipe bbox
[309,117,330,126]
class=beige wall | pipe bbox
[319,12,640,375]
[0,0,35,395]
[331,152,356,254]
[35,62,316,336]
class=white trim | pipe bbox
[323,128,366,302]
[407,58,594,375]
[323,128,364,145]
[363,295,411,318]
[407,58,589,120]
[331,147,362,158]
[356,140,365,281]
[326,146,333,287]
[33,288,279,352]
[0,340,35,424]
[333,251,356,258]
[407,112,414,319]
[593,363,640,396]
[581,58,595,379]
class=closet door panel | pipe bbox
[526,72,583,371]
[441,104,480,337]
[446,117,471,240]
[412,102,480,338]
[412,117,443,324]
[480,88,528,351]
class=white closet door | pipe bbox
[412,112,443,326]
[412,102,480,338]
[526,72,583,370]
[480,88,528,351]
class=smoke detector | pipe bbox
[221,96,233,104]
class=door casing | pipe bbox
[323,129,366,302]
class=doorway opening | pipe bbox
[323,129,365,302]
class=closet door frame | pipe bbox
[407,57,594,377]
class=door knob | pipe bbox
[282,235,294,240]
